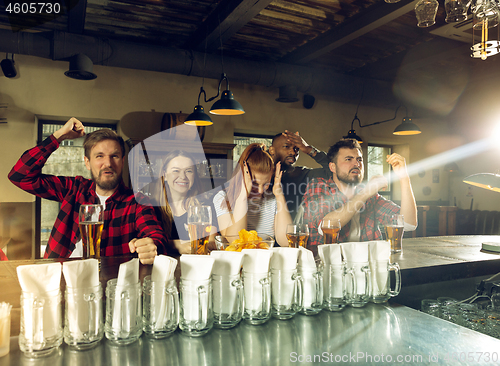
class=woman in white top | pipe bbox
[159,150,203,254]
[213,143,292,247]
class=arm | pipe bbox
[8,117,85,201]
[215,166,252,237]
[273,162,293,246]
[387,153,417,226]
[323,175,388,228]
[129,196,172,264]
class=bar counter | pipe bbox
[1,236,500,365]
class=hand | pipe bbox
[172,239,190,254]
[272,162,284,197]
[386,153,409,180]
[129,237,157,265]
[283,130,310,153]
[241,161,253,197]
[53,117,85,143]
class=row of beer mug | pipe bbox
[18,261,401,357]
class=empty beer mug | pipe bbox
[19,289,63,357]
[64,284,103,349]
[142,276,179,338]
[369,260,401,303]
[298,264,323,315]
[323,263,354,312]
[212,273,243,329]
[105,279,143,345]
[179,278,213,336]
[271,269,302,320]
[242,271,271,325]
[345,262,370,308]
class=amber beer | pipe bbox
[79,221,104,259]
[385,225,404,253]
[286,233,309,248]
[188,223,212,255]
[322,227,341,244]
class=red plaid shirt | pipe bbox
[8,135,170,258]
[303,177,400,253]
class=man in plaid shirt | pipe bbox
[9,117,171,264]
[303,138,417,253]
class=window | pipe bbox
[36,120,116,258]
[367,144,392,199]
[233,132,274,162]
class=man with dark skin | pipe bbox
[268,130,330,221]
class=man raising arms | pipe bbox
[303,138,417,252]
[9,117,171,264]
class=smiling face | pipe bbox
[270,135,299,167]
[164,156,195,197]
[330,147,364,185]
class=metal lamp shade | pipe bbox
[463,173,500,193]
[343,129,363,143]
[209,90,245,115]
[393,117,421,135]
[185,105,213,126]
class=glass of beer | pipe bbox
[79,204,104,259]
[187,205,212,255]
[321,219,341,244]
[286,224,309,248]
[384,214,404,253]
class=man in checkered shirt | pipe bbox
[303,138,417,253]
[9,117,171,264]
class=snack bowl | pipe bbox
[215,232,275,251]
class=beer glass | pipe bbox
[142,276,179,338]
[286,224,309,248]
[179,278,213,336]
[79,204,104,259]
[187,205,212,255]
[384,214,404,254]
[321,219,341,244]
[369,260,401,303]
[212,273,243,329]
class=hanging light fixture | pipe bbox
[185,87,213,126]
[344,105,422,142]
[209,73,245,115]
[393,117,422,135]
[343,116,364,143]
[463,172,500,192]
[471,0,500,60]
[407,0,500,60]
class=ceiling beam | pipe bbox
[184,0,273,53]
[66,0,87,34]
[280,0,418,64]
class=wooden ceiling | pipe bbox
[0,0,491,83]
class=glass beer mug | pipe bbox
[369,260,401,303]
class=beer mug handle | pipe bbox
[388,262,401,296]
[293,273,303,309]
[259,277,270,316]
[33,298,45,346]
[344,267,356,300]
[361,265,371,298]
[166,286,179,327]
[84,292,96,337]
[231,279,244,319]
[195,285,208,330]
[313,270,323,306]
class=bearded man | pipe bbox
[303,138,417,253]
[9,117,171,264]
[268,130,330,222]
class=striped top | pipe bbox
[213,190,276,237]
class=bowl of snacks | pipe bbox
[215,229,275,251]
